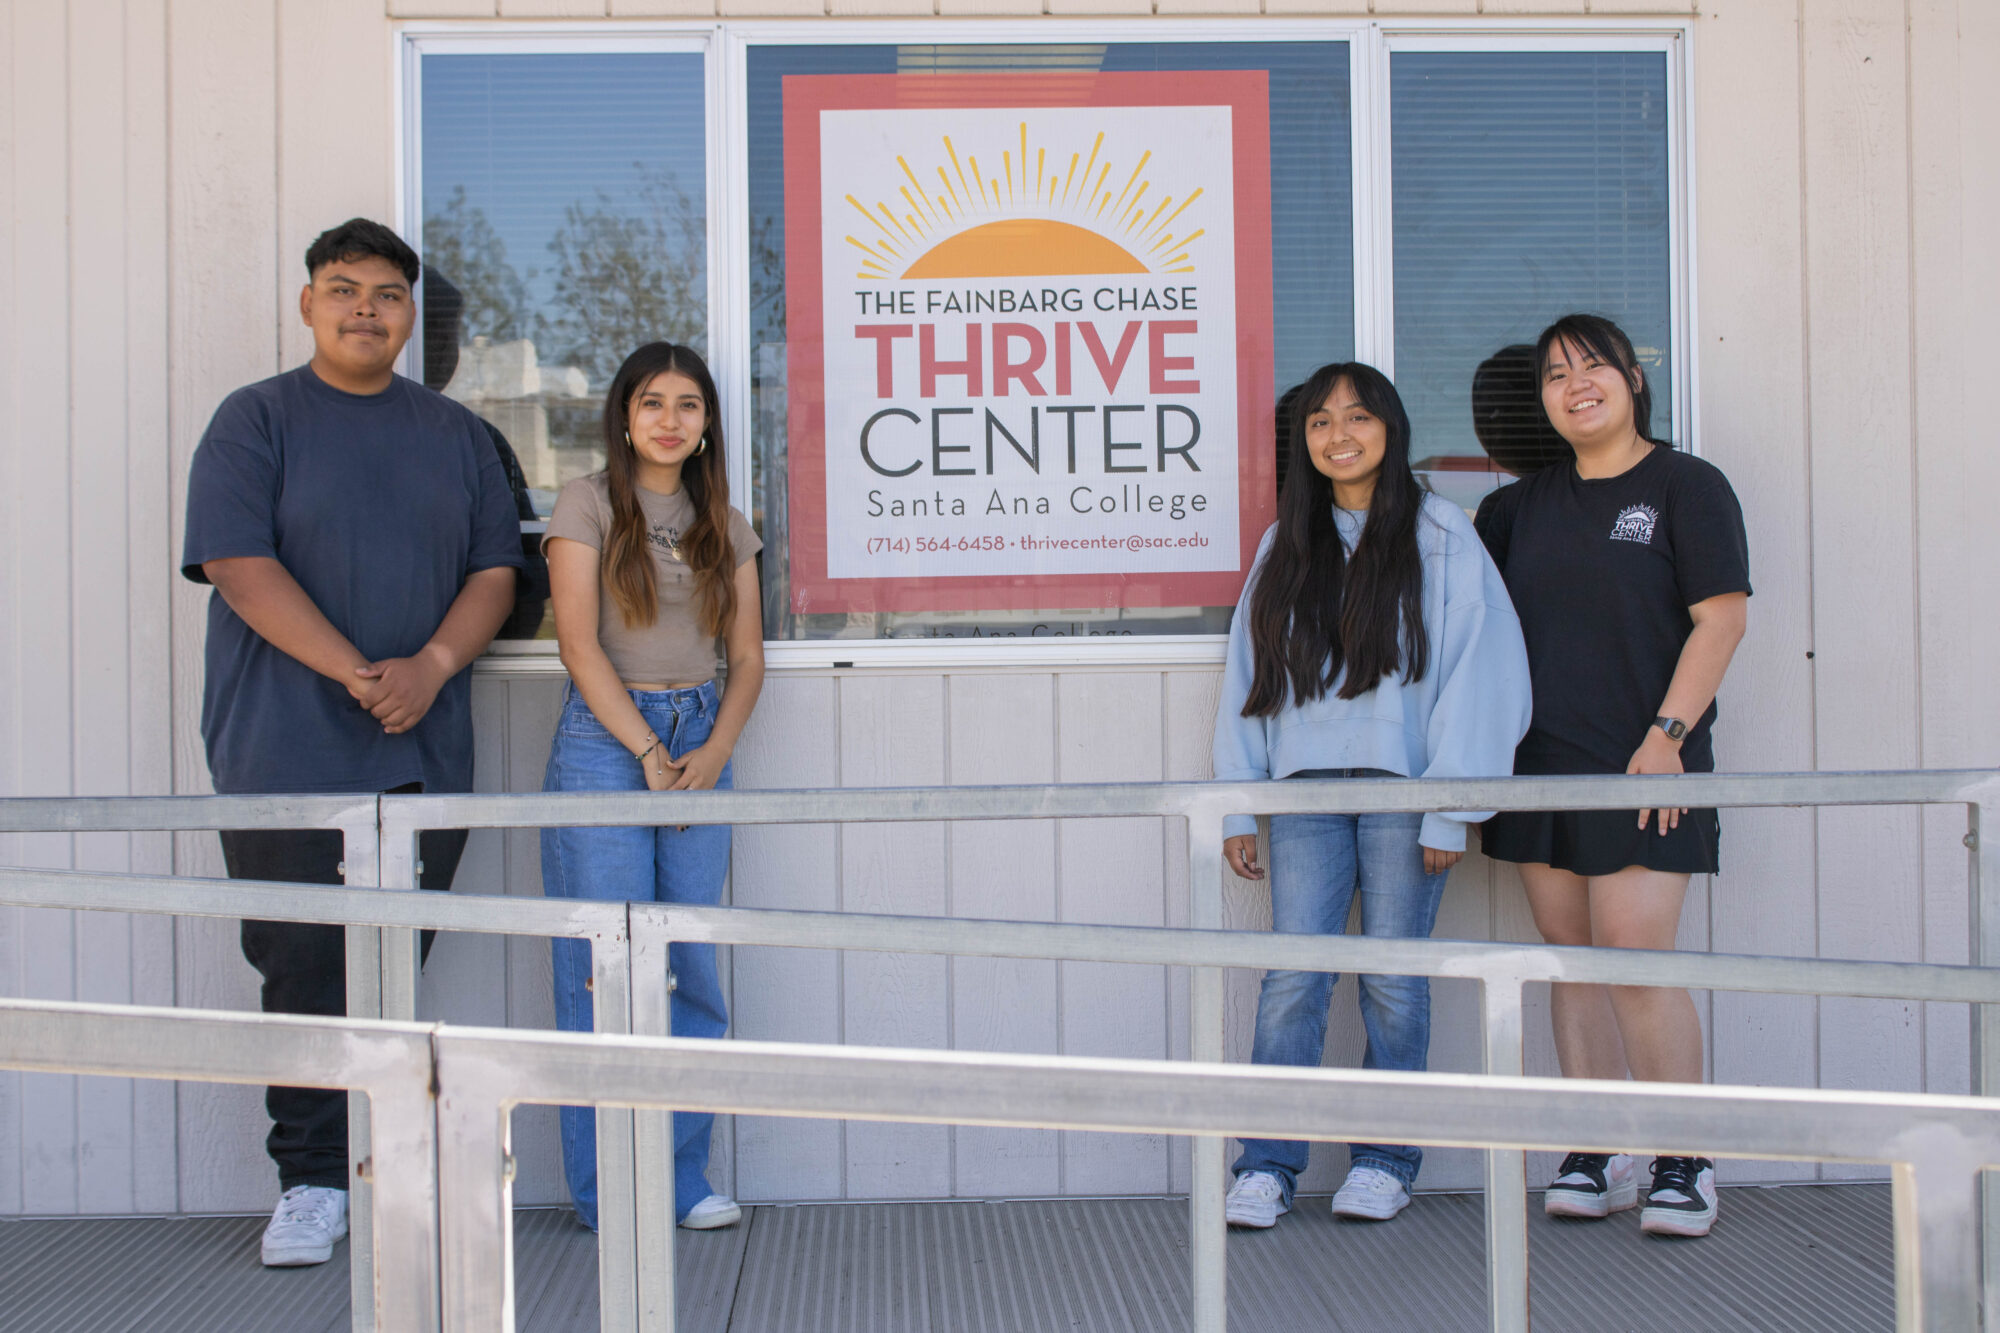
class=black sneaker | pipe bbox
[1641,1156,1717,1237]
[1543,1151,1637,1219]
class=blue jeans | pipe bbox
[1232,770,1449,1199]
[542,680,732,1228]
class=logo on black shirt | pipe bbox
[1609,504,1659,545]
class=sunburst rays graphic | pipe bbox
[843,122,1207,282]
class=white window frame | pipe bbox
[395,17,1694,672]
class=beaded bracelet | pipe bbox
[634,734,661,762]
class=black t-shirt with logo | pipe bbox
[1474,446,1751,777]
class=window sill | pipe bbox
[473,635,1228,675]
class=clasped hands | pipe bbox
[641,740,729,793]
[346,646,452,735]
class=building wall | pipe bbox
[1,0,1996,1214]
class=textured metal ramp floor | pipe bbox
[0,1186,1893,1331]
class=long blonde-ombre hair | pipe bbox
[600,342,736,636]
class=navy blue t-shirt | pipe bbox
[181,366,523,794]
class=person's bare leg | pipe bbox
[1518,863,1629,1081]
[1588,867,1702,1084]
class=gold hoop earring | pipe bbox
[696,436,708,455]
[624,430,632,447]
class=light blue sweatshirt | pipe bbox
[1213,493,1533,851]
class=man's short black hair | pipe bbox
[304,218,421,286]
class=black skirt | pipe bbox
[1480,805,1720,878]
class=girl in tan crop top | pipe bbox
[539,342,763,1232]
[544,343,764,790]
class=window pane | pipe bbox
[419,51,708,637]
[1391,51,1673,512]
[748,42,1350,642]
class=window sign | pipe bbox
[746,42,1351,642]
[782,72,1275,616]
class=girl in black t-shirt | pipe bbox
[1476,314,1750,1239]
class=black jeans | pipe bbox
[220,794,467,1191]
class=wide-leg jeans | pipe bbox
[1231,770,1449,1202]
[541,680,732,1228]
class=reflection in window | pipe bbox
[747,42,1352,642]
[1391,51,1672,512]
[419,52,708,524]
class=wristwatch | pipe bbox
[1653,716,1688,742]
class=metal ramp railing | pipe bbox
[1,768,1996,1332]
[0,992,1991,1330]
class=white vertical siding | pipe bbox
[730,673,844,1203]
[0,0,179,1219]
[949,674,1062,1198]
[0,0,17,1219]
[1912,0,2000,1103]
[1159,669,1217,1197]
[2,0,1998,1214]
[116,0,181,1217]
[1802,0,1926,1188]
[1054,673,1173,1195]
[166,0,282,1217]
[838,675,953,1197]
[5,0,76,1218]
[66,0,177,1217]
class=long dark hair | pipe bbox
[600,342,737,636]
[1533,313,1666,447]
[1242,362,1431,716]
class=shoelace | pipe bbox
[1649,1157,1698,1198]
[274,1189,337,1228]
[1556,1151,1607,1179]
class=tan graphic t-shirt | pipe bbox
[543,473,761,684]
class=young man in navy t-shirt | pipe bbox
[181,219,520,1267]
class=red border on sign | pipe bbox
[783,71,1275,616]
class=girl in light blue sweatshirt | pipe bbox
[1215,361,1531,1230]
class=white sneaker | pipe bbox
[1331,1165,1411,1221]
[679,1194,742,1230]
[1543,1152,1638,1219]
[1641,1156,1718,1237]
[261,1185,349,1266]
[1224,1171,1289,1228]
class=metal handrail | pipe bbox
[378,769,2000,1333]
[0,792,377,833]
[372,769,2000,829]
[0,996,1989,1332]
[6,866,1994,1008]
[3,768,1998,1333]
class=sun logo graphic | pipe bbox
[841,121,1210,282]
[1610,503,1660,544]
[826,105,1227,286]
